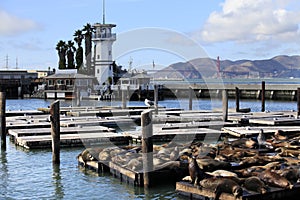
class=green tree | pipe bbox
[56,40,67,69]
[67,40,76,69]
[74,29,84,71]
[82,23,95,75]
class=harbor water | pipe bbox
[0,98,298,200]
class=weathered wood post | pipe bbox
[117,85,121,99]
[235,87,240,112]
[297,88,300,117]
[50,100,60,165]
[122,86,127,109]
[154,85,158,114]
[222,89,228,122]
[141,109,153,188]
[76,87,80,107]
[261,81,265,112]
[189,87,193,110]
[0,92,6,150]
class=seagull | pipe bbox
[144,98,154,108]
[257,129,272,149]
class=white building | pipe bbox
[92,23,116,86]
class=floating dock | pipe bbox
[176,181,300,200]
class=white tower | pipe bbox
[92,0,116,85]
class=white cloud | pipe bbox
[198,0,300,43]
[0,10,40,36]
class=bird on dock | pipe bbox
[257,129,273,149]
[144,98,154,108]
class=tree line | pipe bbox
[56,23,94,75]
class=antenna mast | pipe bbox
[5,55,9,69]
[102,0,105,24]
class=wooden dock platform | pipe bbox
[222,126,300,137]
[176,181,300,200]
[14,132,130,149]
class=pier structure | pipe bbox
[151,82,300,101]
[0,69,39,98]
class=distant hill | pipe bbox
[154,55,300,79]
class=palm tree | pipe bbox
[56,40,67,69]
[73,30,84,71]
[66,40,76,69]
[82,23,95,75]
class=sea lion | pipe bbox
[188,156,206,186]
[244,176,267,194]
[169,146,179,161]
[78,147,103,165]
[206,170,238,178]
[277,167,300,184]
[274,129,288,141]
[231,138,257,149]
[200,177,243,200]
[196,158,231,171]
[259,169,293,189]
[276,147,300,157]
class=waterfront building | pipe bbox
[43,70,96,99]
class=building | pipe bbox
[92,23,116,86]
[43,71,96,99]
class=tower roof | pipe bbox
[93,23,116,28]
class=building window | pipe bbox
[97,55,100,59]
[109,50,111,56]
[97,69,100,74]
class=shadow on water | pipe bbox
[0,149,8,199]
[52,164,64,200]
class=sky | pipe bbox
[1,0,300,71]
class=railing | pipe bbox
[93,33,116,40]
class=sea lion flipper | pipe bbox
[214,187,222,200]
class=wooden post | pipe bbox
[141,110,153,188]
[50,100,60,165]
[76,88,80,107]
[235,87,240,112]
[122,87,127,109]
[297,88,300,117]
[0,92,6,150]
[154,85,158,114]
[117,85,121,99]
[261,81,265,112]
[189,87,193,110]
[222,90,228,122]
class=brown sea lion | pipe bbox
[188,156,206,186]
[200,177,243,200]
[274,129,288,141]
[78,147,103,165]
[231,138,257,149]
[259,169,293,189]
[196,158,231,171]
[244,176,267,194]
[276,147,300,157]
[277,167,300,184]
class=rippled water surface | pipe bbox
[0,98,297,199]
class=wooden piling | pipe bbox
[297,88,300,116]
[261,81,265,112]
[122,87,127,109]
[154,85,158,114]
[235,87,240,112]
[189,87,193,110]
[0,92,6,150]
[76,88,80,107]
[50,100,60,164]
[141,109,153,188]
[222,90,228,122]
